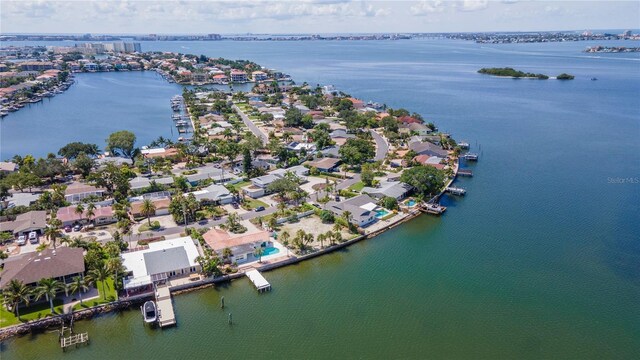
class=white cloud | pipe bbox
[456,0,489,12]
[410,1,445,16]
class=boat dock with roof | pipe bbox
[246,269,271,292]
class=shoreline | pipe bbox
[0,207,425,341]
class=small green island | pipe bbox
[478,67,574,80]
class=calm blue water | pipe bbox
[1,39,639,358]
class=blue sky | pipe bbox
[1,1,638,34]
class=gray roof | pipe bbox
[143,247,190,275]
[0,210,47,234]
[270,165,309,178]
[0,247,85,288]
[409,141,448,157]
[129,176,174,190]
[362,182,412,200]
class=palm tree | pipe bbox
[254,247,264,263]
[342,211,353,226]
[68,276,89,305]
[141,199,156,226]
[44,224,62,250]
[2,279,31,319]
[280,230,290,257]
[317,233,325,249]
[85,202,96,224]
[35,278,64,314]
[87,263,111,300]
[74,203,84,222]
[63,236,89,250]
[333,230,343,243]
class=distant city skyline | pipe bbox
[1,1,639,34]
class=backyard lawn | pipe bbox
[242,199,269,210]
[0,279,117,327]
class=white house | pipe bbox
[121,237,201,295]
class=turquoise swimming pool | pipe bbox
[375,209,390,218]
[262,247,280,256]
[405,200,417,207]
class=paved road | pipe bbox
[335,173,361,191]
[370,129,389,161]
[140,204,280,239]
[232,104,268,144]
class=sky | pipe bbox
[1,1,639,34]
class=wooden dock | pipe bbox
[457,169,473,177]
[156,284,177,328]
[246,269,271,292]
[60,332,89,350]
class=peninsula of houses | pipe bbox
[0,48,476,336]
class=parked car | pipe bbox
[73,225,82,232]
[232,203,239,209]
[16,235,27,246]
[255,206,265,212]
[64,226,72,233]
[28,231,38,244]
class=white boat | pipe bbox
[142,301,157,324]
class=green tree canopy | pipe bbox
[400,165,445,199]
[58,142,100,159]
[107,131,138,161]
[339,138,375,166]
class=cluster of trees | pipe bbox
[283,106,314,129]
[339,137,375,166]
[478,67,549,79]
[400,165,446,200]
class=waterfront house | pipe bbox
[188,184,234,205]
[203,229,273,264]
[0,247,85,298]
[398,116,422,125]
[212,74,229,84]
[140,147,179,159]
[409,141,449,158]
[252,71,268,82]
[57,205,116,227]
[413,155,445,170]
[362,181,412,201]
[0,210,47,237]
[325,194,377,227]
[230,69,247,82]
[405,123,432,136]
[84,62,99,72]
[305,157,341,173]
[64,183,106,203]
[121,237,201,296]
[347,97,365,109]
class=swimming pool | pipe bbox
[375,209,390,218]
[405,200,417,207]
[262,247,280,256]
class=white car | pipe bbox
[16,235,27,246]
[28,231,38,244]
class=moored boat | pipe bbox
[142,301,157,324]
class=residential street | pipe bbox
[370,129,389,161]
[232,104,269,144]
